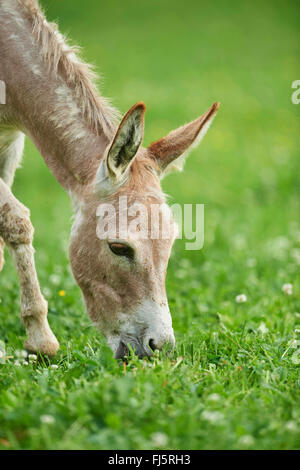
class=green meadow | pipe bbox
[0,0,299,449]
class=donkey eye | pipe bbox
[109,243,134,260]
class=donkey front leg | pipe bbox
[0,179,59,355]
[0,236,4,271]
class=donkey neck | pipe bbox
[0,0,119,195]
[19,75,110,194]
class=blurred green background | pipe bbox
[0,0,300,450]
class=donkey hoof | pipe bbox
[24,337,59,357]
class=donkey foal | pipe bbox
[0,0,219,359]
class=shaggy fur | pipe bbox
[18,0,120,137]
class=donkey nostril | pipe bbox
[149,339,157,351]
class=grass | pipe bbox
[0,0,300,450]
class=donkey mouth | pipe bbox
[114,339,152,360]
[114,334,175,360]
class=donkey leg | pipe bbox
[0,130,25,271]
[0,236,4,271]
[0,178,59,355]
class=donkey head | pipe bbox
[70,102,219,359]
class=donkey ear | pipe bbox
[94,102,145,196]
[148,102,220,176]
[106,102,145,181]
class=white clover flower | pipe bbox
[207,393,221,402]
[238,435,255,447]
[151,432,168,447]
[236,294,247,303]
[202,410,224,423]
[282,283,293,295]
[14,360,21,366]
[0,351,4,359]
[50,364,58,370]
[28,354,37,362]
[22,360,28,366]
[50,274,61,285]
[40,414,55,424]
[285,421,298,432]
[15,349,28,358]
[291,339,299,348]
[258,322,269,335]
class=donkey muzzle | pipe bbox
[114,331,175,360]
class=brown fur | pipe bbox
[18,0,120,137]
[0,0,219,358]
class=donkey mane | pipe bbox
[18,0,121,138]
